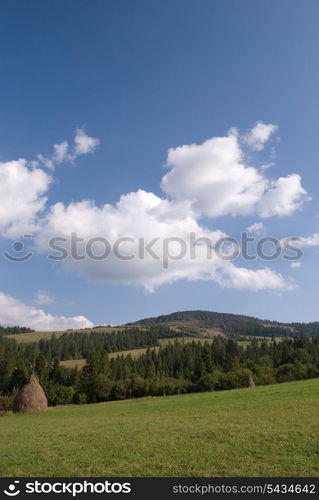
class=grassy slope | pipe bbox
[60,337,215,369]
[60,348,154,370]
[5,326,129,344]
[1,379,318,477]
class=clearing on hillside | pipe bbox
[5,326,129,344]
[60,337,215,369]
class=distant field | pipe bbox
[239,335,285,342]
[135,321,226,339]
[60,358,87,369]
[60,337,214,369]
[6,330,67,343]
[5,326,127,344]
[237,337,285,349]
[61,347,155,370]
[6,325,285,345]
[1,379,318,477]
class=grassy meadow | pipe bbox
[1,378,318,477]
[5,326,129,344]
[60,337,215,369]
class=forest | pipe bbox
[128,310,319,337]
[1,326,319,408]
[0,325,34,335]
[36,326,179,359]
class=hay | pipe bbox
[247,374,256,388]
[12,374,48,414]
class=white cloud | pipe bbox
[161,126,308,218]
[0,128,99,237]
[34,291,55,305]
[0,159,52,237]
[0,122,304,296]
[243,122,278,151]
[37,128,99,170]
[74,128,99,155]
[280,233,319,253]
[36,154,55,171]
[294,233,319,247]
[246,222,265,234]
[213,264,295,291]
[0,291,93,331]
[36,189,292,292]
[53,141,71,163]
[257,174,308,217]
[290,261,302,268]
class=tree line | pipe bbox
[1,332,319,409]
[0,325,34,335]
[37,328,159,360]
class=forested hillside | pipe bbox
[128,310,319,337]
[1,328,319,407]
[3,310,319,342]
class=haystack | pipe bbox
[12,374,48,414]
[247,374,255,388]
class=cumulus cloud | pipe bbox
[0,159,52,237]
[35,189,292,292]
[243,122,278,151]
[37,128,99,170]
[74,128,99,155]
[257,174,307,217]
[0,122,305,295]
[212,263,295,291]
[161,125,308,218]
[0,291,93,331]
[0,128,99,237]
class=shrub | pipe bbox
[0,395,11,415]
[216,368,253,391]
[254,365,276,385]
[111,380,129,400]
[131,377,147,398]
[276,363,309,382]
[73,392,87,405]
[196,373,217,392]
[47,384,75,405]
[93,374,112,402]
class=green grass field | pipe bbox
[1,379,318,477]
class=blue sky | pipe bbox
[0,0,319,329]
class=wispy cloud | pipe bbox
[290,261,302,268]
[246,222,265,234]
[34,290,56,305]
[36,127,99,171]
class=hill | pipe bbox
[1,378,318,477]
[3,310,319,345]
[127,310,317,338]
